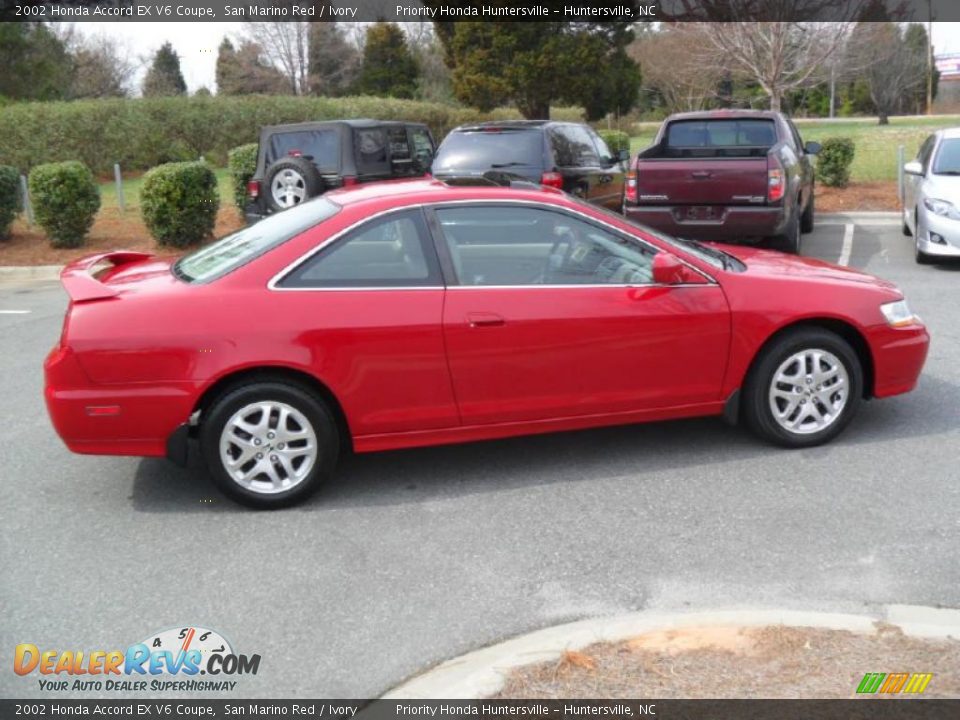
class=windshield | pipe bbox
[567,195,735,271]
[433,130,545,173]
[933,138,960,175]
[174,198,340,283]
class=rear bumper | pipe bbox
[44,345,195,458]
[624,204,787,242]
[867,324,930,398]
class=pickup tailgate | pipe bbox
[634,157,769,205]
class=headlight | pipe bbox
[923,197,960,219]
[880,299,920,328]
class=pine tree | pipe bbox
[355,22,419,99]
[142,42,187,97]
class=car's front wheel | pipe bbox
[743,328,862,448]
[200,382,339,509]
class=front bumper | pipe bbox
[44,345,195,458]
[867,324,930,399]
[918,206,960,257]
[623,204,787,242]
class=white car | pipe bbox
[903,127,960,264]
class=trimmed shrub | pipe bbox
[597,129,631,157]
[0,165,20,240]
[817,137,855,188]
[140,161,219,248]
[28,161,100,249]
[227,143,258,210]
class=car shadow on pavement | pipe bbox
[130,371,960,514]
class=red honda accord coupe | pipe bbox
[45,179,929,508]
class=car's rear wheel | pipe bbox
[743,328,862,448]
[265,157,324,213]
[800,191,814,234]
[200,382,339,509]
[774,203,801,254]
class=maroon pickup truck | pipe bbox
[623,110,820,253]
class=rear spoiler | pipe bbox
[60,251,154,302]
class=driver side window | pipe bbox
[434,205,655,287]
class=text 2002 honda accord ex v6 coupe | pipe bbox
[45,180,929,508]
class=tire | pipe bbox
[773,203,801,254]
[742,328,863,449]
[264,157,324,213]
[800,191,814,234]
[902,214,912,237]
[200,382,339,509]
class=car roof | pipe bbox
[261,119,428,134]
[450,120,568,132]
[322,177,566,210]
[665,110,782,122]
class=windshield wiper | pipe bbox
[490,162,528,168]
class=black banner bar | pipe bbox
[3,700,960,720]
[1,0,960,23]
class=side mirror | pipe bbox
[804,141,821,155]
[904,160,923,176]
[618,149,631,163]
[652,252,701,285]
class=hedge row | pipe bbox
[0,165,19,240]
[0,95,585,176]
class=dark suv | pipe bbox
[430,120,628,212]
[244,119,436,223]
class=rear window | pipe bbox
[432,130,545,173]
[666,120,776,149]
[174,198,340,284]
[264,130,340,170]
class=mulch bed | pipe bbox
[815,182,900,213]
[493,625,960,699]
[0,206,244,267]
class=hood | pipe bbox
[714,244,899,291]
[923,173,960,201]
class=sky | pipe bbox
[73,21,960,95]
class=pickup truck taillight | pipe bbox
[540,172,564,190]
[246,180,260,199]
[767,156,785,203]
[625,170,637,203]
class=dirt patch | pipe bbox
[816,182,900,213]
[0,206,244,266]
[493,624,960,699]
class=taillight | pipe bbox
[625,170,638,203]
[540,171,564,190]
[246,180,260,199]
[342,176,359,187]
[767,156,785,203]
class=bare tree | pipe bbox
[631,25,723,112]
[849,22,926,124]
[307,22,360,97]
[53,25,139,99]
[694,21,855,111]
[244,21,310,95]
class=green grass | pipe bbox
[629,116,960,183]
[98,167,232,211]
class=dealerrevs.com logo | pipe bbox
[14,627,261,692]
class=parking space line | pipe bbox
[0,310,31,314]
[838,224,854,266]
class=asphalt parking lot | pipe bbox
[1,216,959,699]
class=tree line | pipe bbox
[0,10,939,126]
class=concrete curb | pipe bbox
[382,606,960,700]
[0,265,62,283]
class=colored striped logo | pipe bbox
[857,672,933,694]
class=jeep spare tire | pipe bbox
[265,157,324,212]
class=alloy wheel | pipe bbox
[768,348,849,435]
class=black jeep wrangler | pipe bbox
[244,119,436,223]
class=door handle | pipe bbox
[467,312,505,328]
